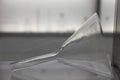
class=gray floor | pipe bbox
[0,34,119,80]
[0,36,67,61]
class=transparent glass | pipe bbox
[0,13,113,80]
[12,60,111,80]
[11,13,103,71]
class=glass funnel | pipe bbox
[0,13,113,80]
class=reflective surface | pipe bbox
[12,60,111,80]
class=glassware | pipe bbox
[0,13,113,80]
[12,59,112,80]
[11,13,102,72]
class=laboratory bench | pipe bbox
[0,33,119,80]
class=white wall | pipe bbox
[100,0,116,33]
[0,0,97,33]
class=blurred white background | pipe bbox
[0,0,97,33]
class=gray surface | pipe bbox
[0,36,67,61]
[0,34,119,80]
[9,34,117,80]
[12,59,112,80]
[59,35,113,61]
[113,35,120,68]
[115,0,120,32]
